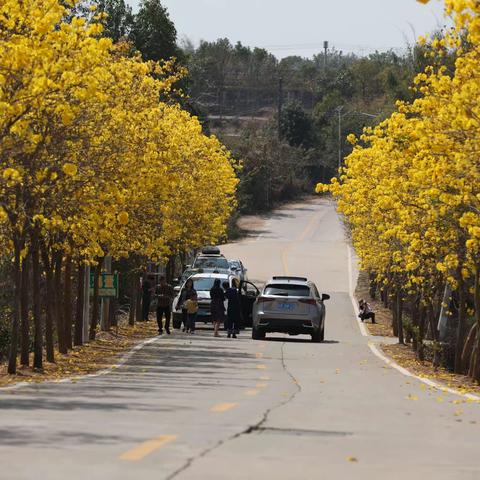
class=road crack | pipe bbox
[166,342,301,480]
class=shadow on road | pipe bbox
[264,337,340,344]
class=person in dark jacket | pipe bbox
[155,276,174,335]
[223,280,242,338]
[210,279,225,337]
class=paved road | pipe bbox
[2,197,480,479]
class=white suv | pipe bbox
[252,276,330,342]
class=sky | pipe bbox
[127,0,447,58]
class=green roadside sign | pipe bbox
[90,273,119,298]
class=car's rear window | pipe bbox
[264,284,311,297]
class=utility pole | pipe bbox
[323,41,329,68]
[82,265,90,343]
[101,255,112,331]
[277,77,283,140]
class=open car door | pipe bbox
[240,281,260,328]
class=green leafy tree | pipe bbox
[96,0,134,42]
[131,0,178,62]
[280,102,314,149]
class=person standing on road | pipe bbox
[223,280,242,339]
[156,276,174,335]
[185,295,199,334]
[210,279,226,337]
[359,299,376,323]
[141,274,155,322]
[178,278,197,333]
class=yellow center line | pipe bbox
[245,389,260,396]
[256,383,268,389]
[259,375,270,381]
[281,212,322,275]
[211,403,238,413]
[256,364,267,370]
[255,352,264,359]
[119,435,177,461]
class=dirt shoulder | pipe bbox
[382,343,480,397]
[0,319,157,389]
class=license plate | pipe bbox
[278,303,296,311]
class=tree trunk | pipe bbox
[41,245,55,363]
[417,304,426,361]
[454,276,467,374]
[31,230,43,370]
[461,323,477,375]
[396,289,404,345]
[392,289,399,337]
[411,297,420,352]
[54,252,67,354]
[135,274,142,322]
[428,303,441,369]
[129,272,137,327]
[89,258,104,340]
[8,240,23,374]
[74,262,85,346]
[63,255,73,350]
[20,254,30,367]
[472,266,480,381]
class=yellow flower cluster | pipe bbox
[318,0,480,302]
[0,0,238,264]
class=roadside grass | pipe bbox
[382,343,480,397]
[0,318,158,388]
[355,270,394,337]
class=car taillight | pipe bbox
[299,298,317,305]
[258,296,275,303]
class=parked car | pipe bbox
[191,247,231,271]
[172,273,260,329]
[172,273,238,329]
[228,259,248,282]
[252,276,330,342]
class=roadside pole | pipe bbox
[101,256,112,331]
[82,265,90,343]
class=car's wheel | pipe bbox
[252,327,265,340]
[172,315,182,329]
[312,330,321,343]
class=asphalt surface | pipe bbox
[2,197,480,479]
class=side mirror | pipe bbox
[321,294,330,301]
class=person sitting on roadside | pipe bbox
[359,299,376,323]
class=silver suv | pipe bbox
[252,276,330,342]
